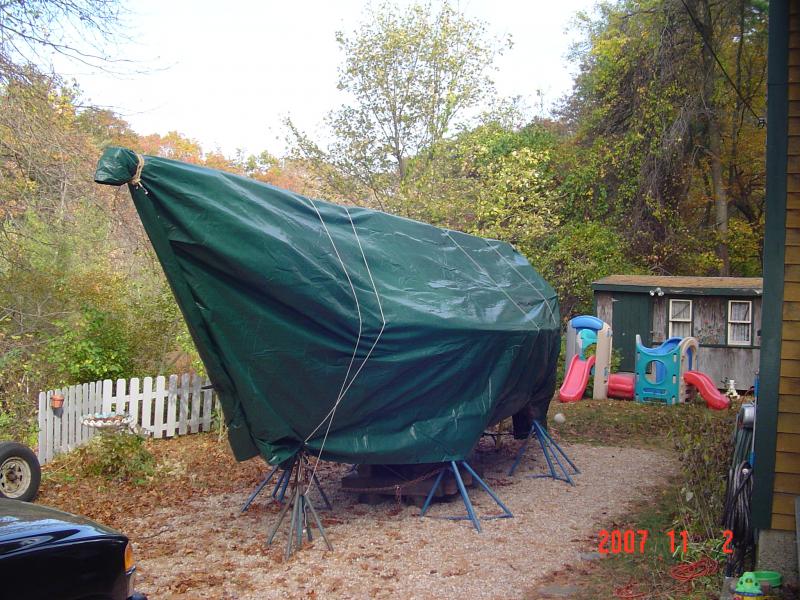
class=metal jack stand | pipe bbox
[419,460,513,532]
[242,456,332,513]
[266,456,333,558]
[508,420,579,485]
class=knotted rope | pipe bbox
[129,153,147,193]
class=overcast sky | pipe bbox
[54,0,597,157]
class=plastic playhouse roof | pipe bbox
[94,147,561,466]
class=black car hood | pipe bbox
[0,499,122,551]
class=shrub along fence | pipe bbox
[37,374,218,464]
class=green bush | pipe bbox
[534,221,644,319]
[76,432,154,483]
[46,305,134,384]
[670,407,735,559]
[0,407,37,446]
[0,204,197,441]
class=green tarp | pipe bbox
[94,147,560,465]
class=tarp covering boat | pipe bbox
[94,147,560,466]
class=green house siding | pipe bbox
[754,0,790,531]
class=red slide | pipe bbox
[559,354,596,403]
[683,370,730,410]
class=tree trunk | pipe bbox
[709,124,730,275]
[699,0,730,276]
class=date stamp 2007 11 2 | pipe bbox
[597,529,734,555]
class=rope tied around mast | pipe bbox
[128,153,148,194]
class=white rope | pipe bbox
[330,209,387,400]
[300,198,363,442]
[444,231,538,329]
[485,241,557,324]
[303,206,386,493]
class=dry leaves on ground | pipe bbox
[37,433,676,599]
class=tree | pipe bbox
[536,222,644,318]
[400,120,561,248]
[694,0,731,274]
[288,1,508,208]
[0,67,199,435]
[0,1,127,83]
[564,0,767,275]
[0,71,96,226]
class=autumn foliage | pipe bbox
[0,0,770,439]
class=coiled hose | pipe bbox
[722,413,754,577]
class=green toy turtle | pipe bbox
[733,572,764,599]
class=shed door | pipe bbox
[611,293,652,372]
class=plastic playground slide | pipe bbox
[683,371,730,411]
[559,355,596,403]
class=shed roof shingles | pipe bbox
[592,275,763,292]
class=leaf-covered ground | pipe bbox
[36,431,674,599]
[38,433,266,532]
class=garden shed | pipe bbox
[592,275,763,390]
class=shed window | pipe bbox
[728,300,752,346]
[669,299,692,338]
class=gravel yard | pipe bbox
[118,440,676,599]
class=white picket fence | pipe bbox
[37,374,218,464]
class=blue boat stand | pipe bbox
[508,420,579,485]
[419,460,513,532]
[265,457,333,558]
[242,456,332,513]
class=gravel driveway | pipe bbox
[127,441,675,599]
